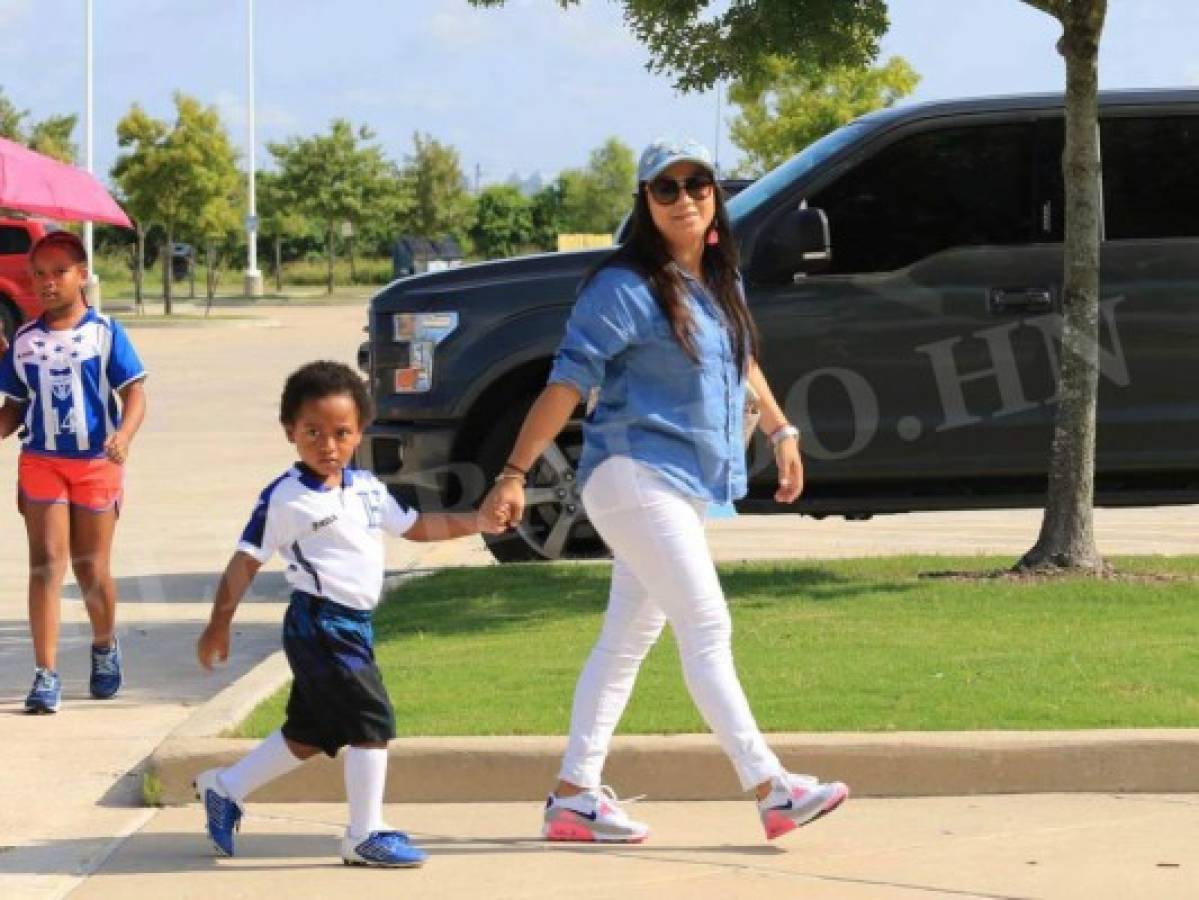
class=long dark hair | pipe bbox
[586,180,758,376]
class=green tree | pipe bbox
[555,137,636,234]
[728,56,918,175]
[256,170,312,293]
[355,160,412,262]
[1015,0,1108,572]
[476,0,1111,573]
[269,120,387,293]
[0,88,24,139]
[111,94,241,314]
[529,183,565,251]
[470,184,534,259]
[0,87,77,162]
[401,132,473,244]
[469,1,886,93]
[27,114,78,163]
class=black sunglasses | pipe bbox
[645,173,715,205]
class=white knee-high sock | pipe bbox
[219,730,304,803]
[345,747,388,839]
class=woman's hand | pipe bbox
[482,476,526,531]
[774,437,804,503]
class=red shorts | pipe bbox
[18,452,124,513]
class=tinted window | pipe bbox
[0,226,32,255]
[1102,115,1199,239]
[810,124,1036,274]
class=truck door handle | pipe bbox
[988,287,1054,314]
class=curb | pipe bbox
[151,728,1199,806]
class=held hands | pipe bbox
[196,621,231,671]
[481,476,525,533]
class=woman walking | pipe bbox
[482,139,848,843]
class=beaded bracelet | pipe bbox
[769,424,801,447]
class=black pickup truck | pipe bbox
[358,89,1199,562]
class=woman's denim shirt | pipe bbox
[548,264,748,503]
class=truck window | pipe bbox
[0,226,32,255]
[1102,115,1199,240]
[809,123,1036,274]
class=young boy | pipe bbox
[196,360,502,868]
[0,231,147,713]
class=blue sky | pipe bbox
[2,1,1197,185]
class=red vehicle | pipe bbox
[0,215,52,340]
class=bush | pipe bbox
[282,257,393,286]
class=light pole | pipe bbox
[84,0,102,310]
[243,0,264,297]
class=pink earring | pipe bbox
[706,226,719,246]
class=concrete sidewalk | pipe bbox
[75,796,1199,899]
[0,305,482,900]
[5,302,1199,900]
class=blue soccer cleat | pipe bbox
[341,830,426,867]
[194,769,243,857]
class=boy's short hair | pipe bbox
[280,360,374,427]
[30,230,88,265]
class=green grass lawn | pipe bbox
[235,556,1199,738]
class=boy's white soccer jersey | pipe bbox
[0,307,146,458]
[238,465,418,611]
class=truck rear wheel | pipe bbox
[477,398,609,563]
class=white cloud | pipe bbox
[214,91,298,144]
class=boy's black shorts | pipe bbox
[280,591,396,757]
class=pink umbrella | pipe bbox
[0,136,132,228]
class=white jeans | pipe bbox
[559,456,783,792]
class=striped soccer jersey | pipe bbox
[237,464,418,611]
[0,307,146,458]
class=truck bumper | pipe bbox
[358,422,486,511]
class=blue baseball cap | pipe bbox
[637,138,716,182]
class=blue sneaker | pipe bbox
[90,639,122,699]
[24,667,61,714]
[341,830,426,868]
[194,769,243,857]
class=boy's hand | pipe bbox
[104,431,131,465]
[197,622,231,670]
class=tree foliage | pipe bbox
[728,56,918,175]
[470,184,534,259]
[0,86,77,163]
[269,120,390,292]
[554,137,636,234]
[467,0,888,92]
[401,132,473,243]
[111,94,240,312]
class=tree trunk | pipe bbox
[348,233,356,282]
[162,226,173,317]
[274,235,283,293]
[205,239,218,315]
[133,223,145,313]
[326,223,336,295]
[1017,0,1108,574]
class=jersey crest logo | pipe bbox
[358,490,383,528]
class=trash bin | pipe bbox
[170,243,193,282]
